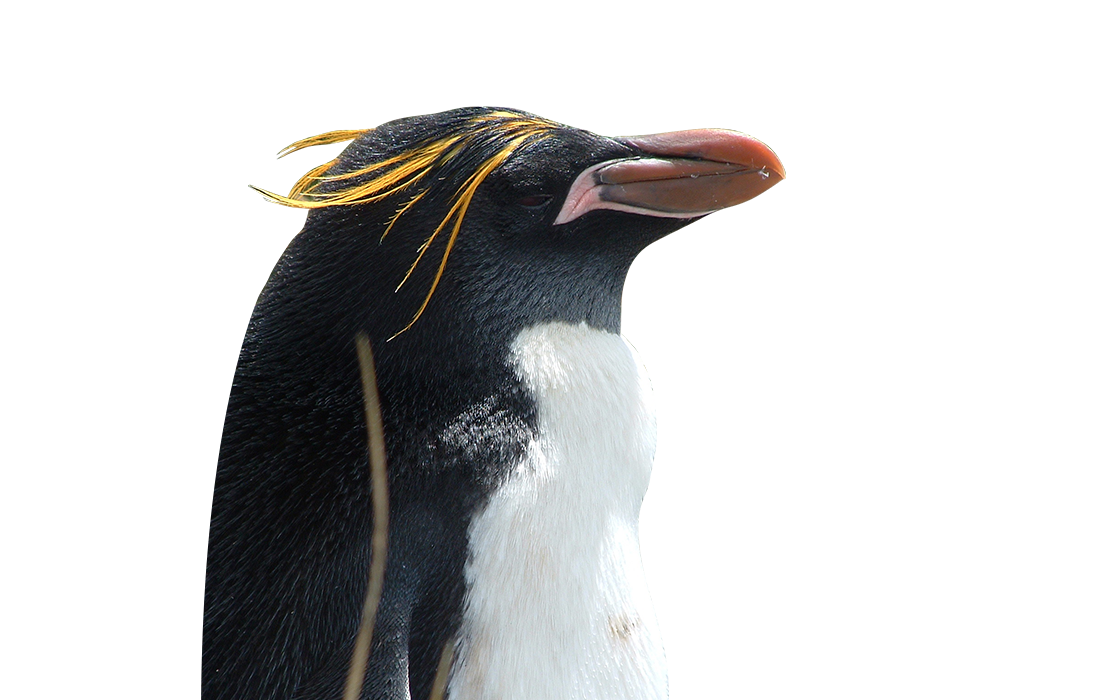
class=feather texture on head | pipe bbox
[252,110,561,337]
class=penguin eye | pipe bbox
[516,194,553,209]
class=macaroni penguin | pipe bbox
[204,107,783,700]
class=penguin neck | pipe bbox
[232,218,645,506]
[366,247,636,412]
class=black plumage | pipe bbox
[204,107,782,700]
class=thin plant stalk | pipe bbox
[427,640,455,700]
[344,335,390,700]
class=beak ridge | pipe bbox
[554,129,784,225]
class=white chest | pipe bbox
[448,322,667,700]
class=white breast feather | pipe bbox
[448,321,667,700]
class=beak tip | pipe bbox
[769,158,786,181]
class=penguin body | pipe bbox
[204,108,783,700]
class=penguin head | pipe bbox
[255,107,783,349]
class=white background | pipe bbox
[4,6,1095,700]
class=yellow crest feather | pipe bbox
[252,110,560,338]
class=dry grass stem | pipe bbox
[427,639,456,700]
[344,335,391,700]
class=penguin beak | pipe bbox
[554,129,784,224]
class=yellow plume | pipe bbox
[252,110,560,338]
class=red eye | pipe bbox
[517,194,553,208]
